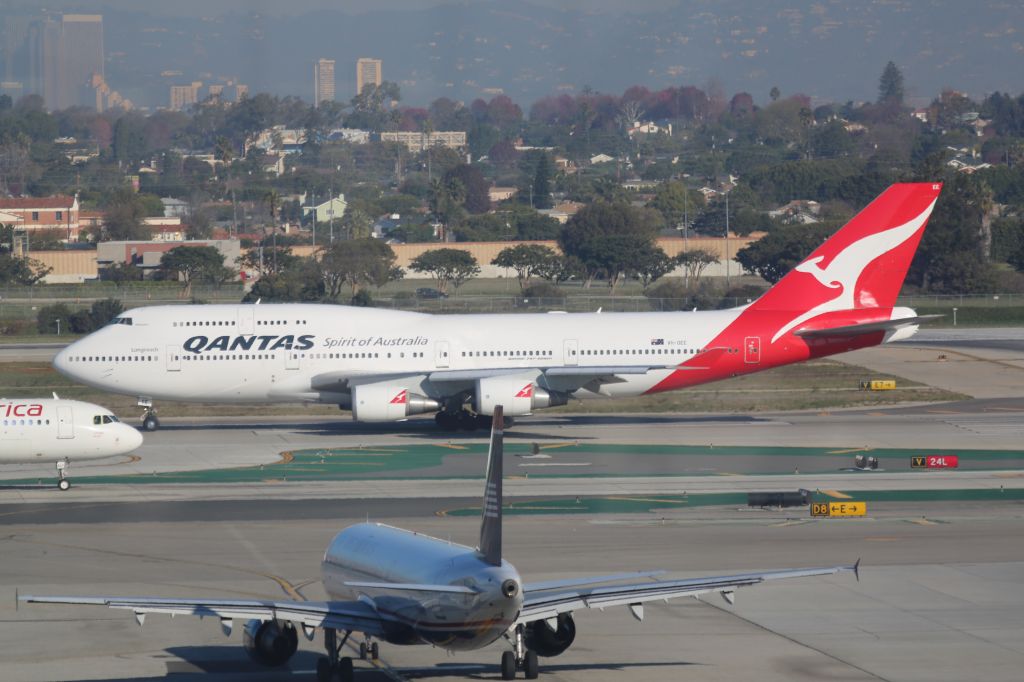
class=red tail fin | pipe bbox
[751,182,941,341]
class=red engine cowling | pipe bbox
[242,619,298,667]
[524,613,576,657]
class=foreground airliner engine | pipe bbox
[351,383,440,422]
[524,613,576,657]
[474,377,568,416]
[243,619,298,666]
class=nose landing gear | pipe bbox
[138,398,160,432]
[56,458,71,491]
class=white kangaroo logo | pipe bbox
[771,198,937,343]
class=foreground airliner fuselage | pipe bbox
[54,183,943,429]
[0,398,143,488]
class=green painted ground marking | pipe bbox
[4,442,1024,486]
[445,488,1024,517]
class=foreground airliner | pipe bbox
[54,183,942,431]
[23,406,858,681]
[0,397,143,489]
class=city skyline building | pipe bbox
[26,14,104,111]
[356,57,382,96]
[314,58,335,106]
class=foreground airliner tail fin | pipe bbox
[752,182,942,316]
[478,405,503,566]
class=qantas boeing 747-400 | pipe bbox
[53,182,942,431]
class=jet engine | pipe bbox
[524,613,576,657]
[474,377,568,417]
[242,619,298,667]
[351,383,440,422]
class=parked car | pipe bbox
[416,287,448,299]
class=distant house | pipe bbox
[590,153,615,165]
[488,187,517,203]
[769,200,821,225]
[0,194,80,242]
[161,198,189,219]
[304,194,347,224]
[538,201,584,225]
[627,121,672,137]
[328,128,371,145]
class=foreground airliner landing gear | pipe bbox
[501,625,539,680]
[138,398,160,432]
[318,628,354,682]
[358,636,379,660]
[56,459,71,491]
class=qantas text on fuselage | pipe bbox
[54,183,942,426]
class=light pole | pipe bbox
[952,307,958,327]
[724,189,731,290]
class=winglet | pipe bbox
[479,405,504,566]
[852,558,861,582]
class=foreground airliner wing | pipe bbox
[515,562,859,626]
[20,595,390,637]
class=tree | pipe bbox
[242,257,324,303]
[648,181,705,229]
[0,253,51,285]
[237,245,298,279]
[339,208,374,240]
[675,249,720,288]
[101,188,149,241]
[101,261,142,286]
[735,224,835,284]
[531,152,553,209]
[908,173,996,293]
[559,202,664,289]
[630,243,675,290]
[878,61,905,106]
[429,176,466,239]
[159,245,233,297]
[409,248,480,293]
[445,164,491,213]
[769,86,781,102]
[491,244,559,290]
[319,239,403,298]
[36,303,72,334]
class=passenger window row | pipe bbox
[461,350,553,358]
[67,355,156,362]
[2,419,50,426]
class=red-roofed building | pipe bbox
[0,195,80,242]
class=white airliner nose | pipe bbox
[52,343,76,378]
[118,425,145,452]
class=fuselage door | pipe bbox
[564,339,579,366]
[237,306,254,336]
[56,406,74,439]
[435,340,450,368]
[744,336,761,364]
[286,349,300,370]
[166,345,181,372]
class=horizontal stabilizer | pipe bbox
[794,315,941,339]
[343,581,478,594]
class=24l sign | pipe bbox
[911,455,959,469]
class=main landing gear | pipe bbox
[138,398,160,432]
[317,628,355,682]
[501,625,539,680]
[434,408,512,432]
[56,458,71,491]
